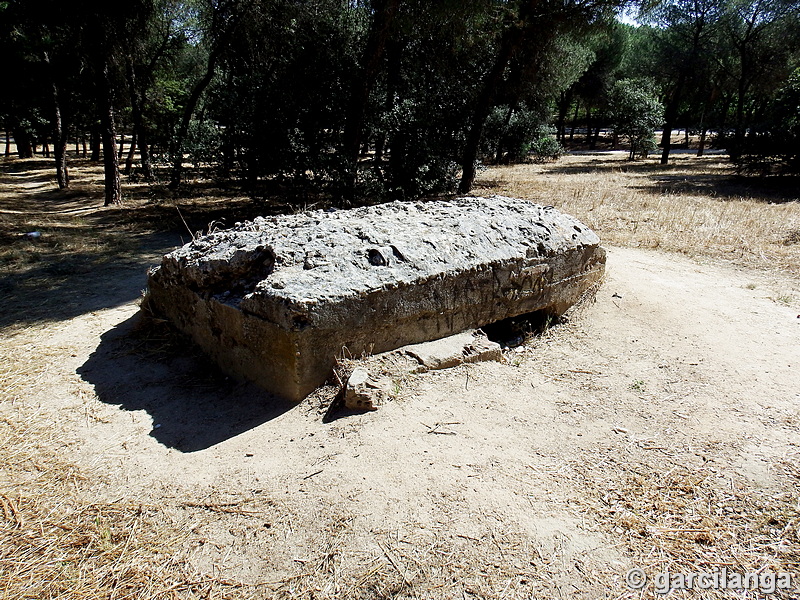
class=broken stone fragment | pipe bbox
[343,368,393,411]
[339,329,504,412]
[146,196,606,401]
[403,330,502,372]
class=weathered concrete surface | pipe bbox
[146,196,606,401]
[343,368,392,411]
[403,330,502,372]
[341,329,503,412]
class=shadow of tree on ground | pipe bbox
[541,156,799,204]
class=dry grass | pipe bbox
[476,154,800,279]
[2,152,800,598]
[571,444,800,599]
[0,343,204,598]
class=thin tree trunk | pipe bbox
[697,128,707,156]
[101,113,121,205]
[169,52,220,189]
[127,58,153,180]
[734,49,751,149]
[46,50,69,189]
[585,106,593,146]
[341,0,400,196]
[660,79,684,165]
[125,132,137,175]
[90,127,101,161]
[13,128,33,158]
[555,91,572,142]
[54,129,69,189]
[659,122,674,164]
[458,18,527,194]
[569,103,579,141]
[98,63,121,206]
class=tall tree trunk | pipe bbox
[126,57,153,180]
[98,63,121,206]
[90,127,101,161]
[660,77,685,165]
[341,0,400,195]
[13,128,33,158]
[45,51,70,189]
[125,132,137,175]
[585,106,593,146]
[555,90,572,141]
[169,52,220,189]
[569,103,579,141]
[733,43,752,150]
[458,19,526,194]
[697,128,707,156]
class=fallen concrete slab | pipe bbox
[403,330,502,372]
[338,329,503,412]
[146,196,605,401]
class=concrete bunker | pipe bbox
[146,196,606,401]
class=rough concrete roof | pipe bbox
[157,196,599,317]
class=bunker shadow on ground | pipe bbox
[78,312,296,452]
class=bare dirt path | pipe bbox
[6,241,798,598]
[2,155,799,598]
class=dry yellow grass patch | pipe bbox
[476,154,800,278]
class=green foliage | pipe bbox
[607,79,664,159]
[5,0,800,204]
[529,130,564,162]
[483,106,549,163]
[731,70,800,174]
[184,119,221,168]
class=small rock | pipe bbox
[343,367,392,411]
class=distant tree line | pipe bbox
[1,0,798,206]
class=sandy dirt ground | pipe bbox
[2,157,799,598]
[5,241,799,598]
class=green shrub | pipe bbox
[607,79,663,160]
[483,105,549,163]
[530,131,564,162]
[730,70,800,175]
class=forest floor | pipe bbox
[1,152,800,599]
